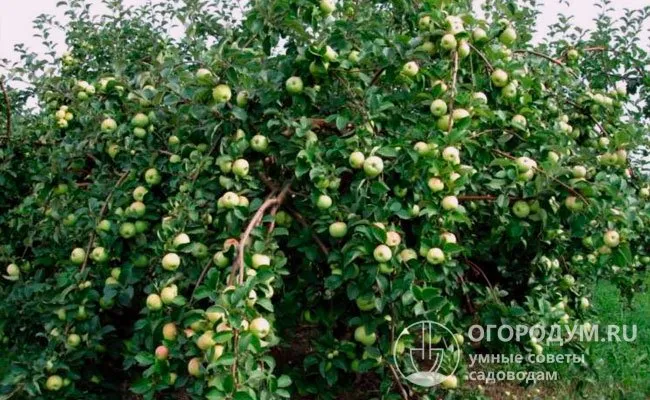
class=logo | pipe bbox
[392,320,460,387]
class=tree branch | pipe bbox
[80,171,129,275]
[228,182,292,286]
[447,51,459,135]
[468,43,494,73]
[513,49,578,78]
[492,149,589,204]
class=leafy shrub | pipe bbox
[0,0,649,398]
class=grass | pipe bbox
[575,278,650,399]
[465,278,650,399]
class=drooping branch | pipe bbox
[468,43,494,73]
[492,149,589,204]
[80,171,130,275]
[513,49,578,78]
[285,207,330,256]
[0,80,11,139]
[447,51,460,135]
[228,182,292,286]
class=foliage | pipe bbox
[1,0,649,398]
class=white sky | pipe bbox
[1,0,648,63]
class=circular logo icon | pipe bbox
[392,320,460,387]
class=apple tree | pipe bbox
[1,0,649,398]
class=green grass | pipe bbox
[468,279,650,399]
[578,279,650,399]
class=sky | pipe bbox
[1,0,649,64]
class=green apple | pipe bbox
[515,156,536,172]
[173,233,190,247]
[572,165,587,178]
[329,222,348,238]
[70,248,86,264]
[441,375,458,389]
[441,195,459,211]
[236,91,249,107]
[399,248,417,263]
[440,34,457,51]
[162,253,181,271]
[348,50,361,63]
[128,201,146,217]
[196,332,215,350]
[418,41,435,54]
[144,168,161,185]
[232,159,249,177]
[323,45,338,62]
[373,244,392,262]
[133,127,146,138]
[386,231,401,247]
[168,135,180,146]
[567,49,579,61]
[427,177,444,192]
[512,201,530,218]
[349,151,365,169]
[220,192,240,208]
[250,134,269,152]
[452,108,470,120]
[6,263,20,278]
[491,69,509,87]
[499,27,517,46]
[212,84,232,103]
[213,251,230,268]
[458,40,470,58]
[162,323,177,341]
[285,76,304,94]
[354,325,376,346]
[90,247,109,263]
[106,143,120,158]
[561,274,575,289]
[472,27,488,42]
[441,232,457,244]
[119,222,136,238]
[252,254,271,269]
[418,15,432,30]
[45,375,63,391]
[363,156,384,178]
[501,83,517,98]
[426,247,445,264]
[196,67,212,82]
[131,113,149,128]
[317,194,333,210]
[473,92,488,104]
[640,187,650,198]
[511,114,527,128]
[603,230,620,248]
[187,357,202,377]
[146,294,163,311]
[442,146,460,164]
[67,333,81,347]
[135,220,149,233]
[155,345,169,360]
[250,317,271,338]
[547,151,560,163]
[161,285,178,304]
[356,294,376,311]
[101,118,117,133]
[401,61,419,77]
[320,0,335,15]
[580,297,590,309]
[131,186,148,203]
[430,99,447,116]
